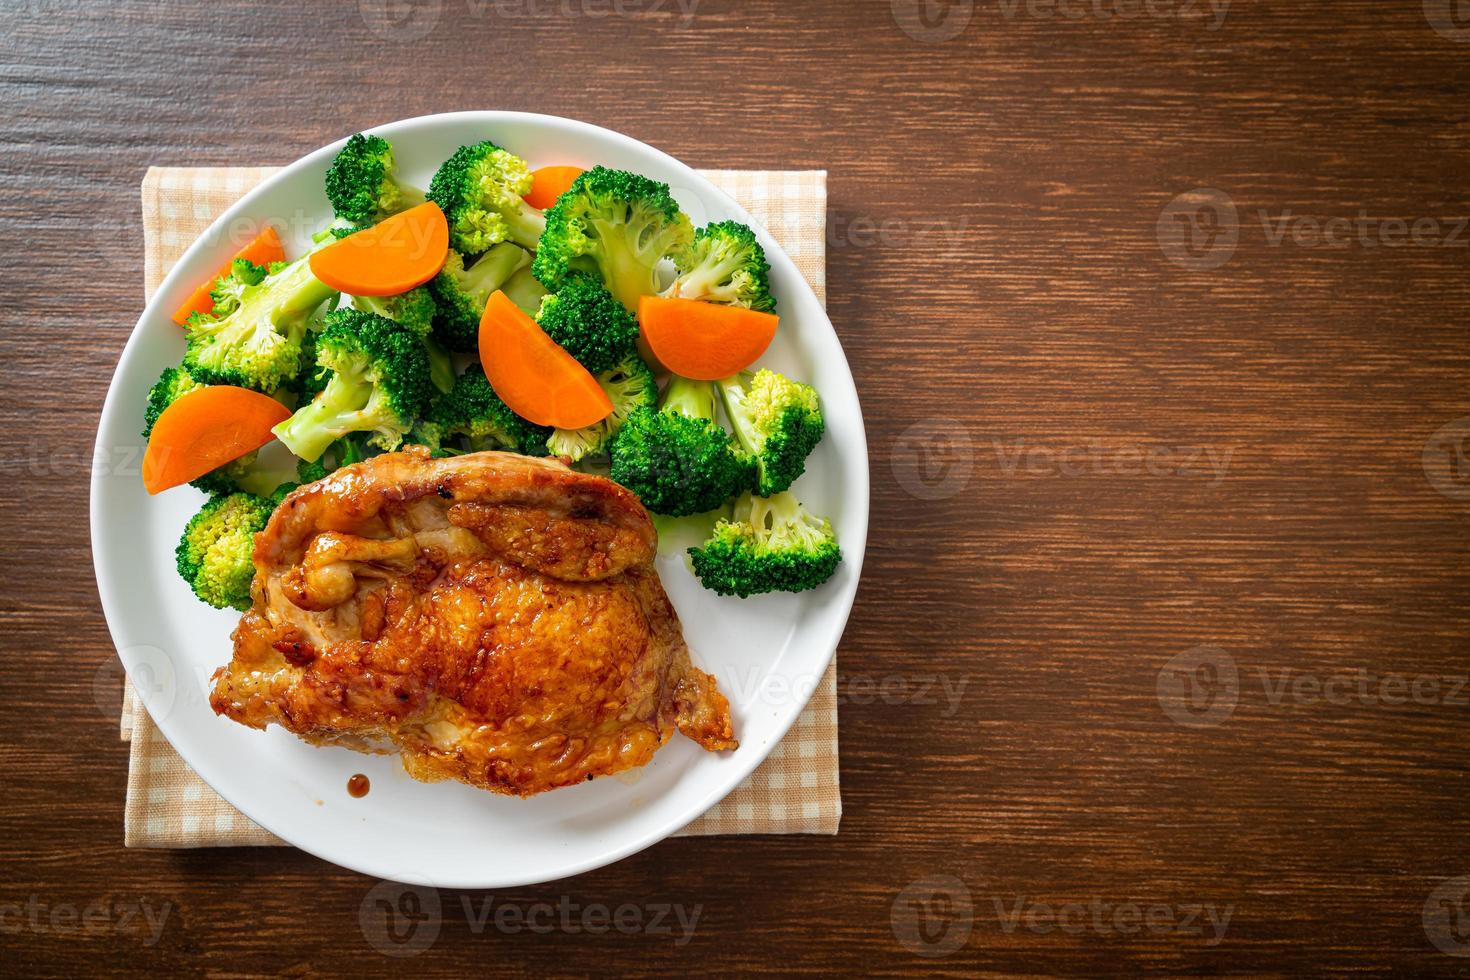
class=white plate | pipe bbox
[90,112,868,888]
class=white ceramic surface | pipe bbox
[90,112,868,887]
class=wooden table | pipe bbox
[4,0,1468,974]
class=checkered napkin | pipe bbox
[122,165,840,846]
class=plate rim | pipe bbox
[90,110,869,887]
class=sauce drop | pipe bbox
[347,773,370,798]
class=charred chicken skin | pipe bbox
[209,447,737,797]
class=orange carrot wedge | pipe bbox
[638,296,779,381]
[142,387,291,495]
[308,201,448,297]
[523,166,584,210]
[479,290,613,430]
[171,226,286,325]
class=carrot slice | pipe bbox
[638,296,779,381]
[308,202,448,297]
[479,290,613,430]
[142,387,291,495]
[170,226,287,325]
[524,166,584,210]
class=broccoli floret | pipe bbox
[427,244,526,352]
[208,258,270,317]
[142,365,204,437]
[717,369,823,496]
[546,355,657,462]
[347,287,453,392]
[532,167,693,312]
[352,286,435,338]
[325,132,426,231]
[536,273,640,374]
[272,309,433,462]
[427,140,545,255]
[501,264,549,315]
[609,375,752,516]
[664,221,776,313]
[175,492,275,611]
[295,458,330,485]
[688,491,840,597]
[422,363,549,456]
[183,257,337,392]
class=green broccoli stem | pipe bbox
[267,259,340,326]
[396,183,427,212]
[741,492,791,537]
[714,375,760,455]
[235,464,298,499]
[468,242,527,296]
[758,492,832,553]
[669,252,741,300]
[661,375,718,422]
[273,373,373,462]
[424,338,455,394]
[506,205,547,253]
[502,265,549,314]
[591,218,661,311]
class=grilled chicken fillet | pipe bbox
[209,447,737,797]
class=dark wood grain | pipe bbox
[3,0,1469,974]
